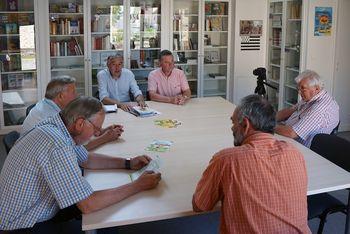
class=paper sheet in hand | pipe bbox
[130,156,161,181]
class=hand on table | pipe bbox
[130,155,152,170]
[119,103,133,112]
[135,171,161,190]
[100,124,124,142]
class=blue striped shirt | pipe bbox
[0,114,93,230]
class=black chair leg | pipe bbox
[317,214,327,234]
[345,191,350,234]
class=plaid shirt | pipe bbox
[285,90,339,147]
[0,114,93,230]
[193,133,310,234]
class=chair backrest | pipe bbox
[26,103,36,116]
[3,131,20,154]
[310,133,350,172]
[330,121,340,135]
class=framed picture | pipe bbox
[239,20,263,36]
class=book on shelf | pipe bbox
[5,23,18,34]
[211,3,226,15]
[50,37,83,56]
[209,73,226,79]
[68,3,77,13]
[210,17,222,31]
[18,13,34,26]
[7,0,18,11]
[69,20,79,34]
[205,3,211,15]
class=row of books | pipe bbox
[1,73,36,90]
[50,38,83,57]
[272,29,281,46]
[173,36,196,51]
[50,18,83,35]
[205,2,227,15]
[50,3,83,14]
[92,35,114,50]
[205,17,227,31]
[0,14,34,34]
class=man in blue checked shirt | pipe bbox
[0,96,161,233]
[22,76,124,151]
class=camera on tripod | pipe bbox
[253,67,277,99]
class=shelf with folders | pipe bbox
[0,0,39,127]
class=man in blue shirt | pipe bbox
[97,54,146,111]
[22,76,123,151]
[0,96,161,232]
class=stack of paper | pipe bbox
[130,156,161,181]
[131,106,159,117]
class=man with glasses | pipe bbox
[275,70,339,147]
[97,54,146,112]
[0,96,161,233]
[22,76,123,151]
[148,50,191,105]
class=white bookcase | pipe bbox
[266,0,305,110]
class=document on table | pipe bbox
[130,156,161,181]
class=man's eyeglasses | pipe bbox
[85,118,102,134]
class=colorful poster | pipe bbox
[314,7,332,36]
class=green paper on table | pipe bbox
[154,119,182,128]
[145,140,173,152]
[130,155,161,181]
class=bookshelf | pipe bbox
[48,0,85,95]
[171,0,231,99]
[0,0,38,127]
[203,1,229,98]
[267,0,302,110]
[129,0,162,98]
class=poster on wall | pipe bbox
[239,20,262,51]
[314,7,332,36]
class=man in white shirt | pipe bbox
[97,54,146,111]
[22,76,123,151]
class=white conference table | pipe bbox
[83,97,350,232]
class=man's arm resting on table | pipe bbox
[149,91,176,104]
[276,106,296,122]
[84,125,124,151]
[182,89,191,100]
[77,171,161,214]
[275,124,298,139]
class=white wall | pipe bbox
[333,0,350,131]
[232,0,267,105]
[304,0,338,93]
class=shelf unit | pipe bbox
[171,0,231,99]
[48,0,86,96]
[0,0,39,128]
[267,0,303,110]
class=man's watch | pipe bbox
[125,158,131,170]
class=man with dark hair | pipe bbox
[148,50,191,105]
[193,94,309,233]
[22,76,123,151]
[97,54,146,111]
[0,96,161,233]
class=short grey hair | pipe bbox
[295,70,323,88]
[236,95,276,133]
[107,54,123,66]
[60,96,103,126]
[45,76,76,100]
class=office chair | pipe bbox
[26,103,36,116]
[3,130,20,154]
[308,133,350,234]
[331,121,340,135]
